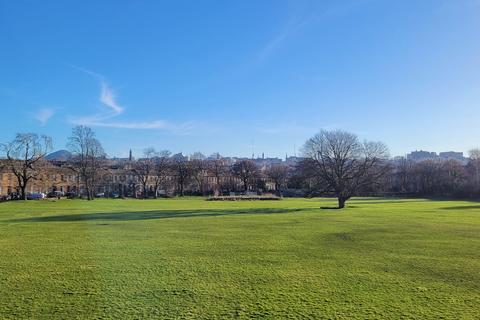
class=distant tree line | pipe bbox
[1,126,479,208]
[383,153,480,198]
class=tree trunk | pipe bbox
[20,185,27,200]
[214,177,220,196]
[86,185,92,200]
[338,196,346,209]
[275,183,281,197]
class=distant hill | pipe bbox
[45,150,72,161]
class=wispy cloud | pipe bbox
[100,81,124,114]
[35,108,55,125]
[66,63,124,117]
[257,18,310,63]
[67,65,196,134]
[437,0,480,13]
[73,119,200,135]
[255,1,373,63]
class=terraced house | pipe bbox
[0,160,81,196]
[0,157,277,198]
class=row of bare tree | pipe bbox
[386,156,480,198]
[295,131,480,207]
[0,126,105,200]
[0,125,290,200]
[130,150,290,199]
[1,127,479,208]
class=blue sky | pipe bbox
[1,0,480,158]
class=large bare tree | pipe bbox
[171,154,192,196]
[266,164,289,196]
[152,150,171,198]
[131,148,156,199]
[190,152,207,195]
[67,126,106,200]
[469,148,480,186]
[232,159,258,192]
[0,133,52,200]
[302,130,389,208]
[207,154,228,196]
[395,157,413,194]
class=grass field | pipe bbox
[0,197,479,319]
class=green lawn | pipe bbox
[0,197,479,319]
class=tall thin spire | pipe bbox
[251,139,255,159]
[129,149,132,161]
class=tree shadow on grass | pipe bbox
[348,199,429,205]
[440,205,480,210]
[10,208,310,223]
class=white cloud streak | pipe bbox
[67,65,196,134]
[100,81,124,114]
[35,108,55,125]
[70,119,199,135]
[257,19,310,63]
[255,1,371,63]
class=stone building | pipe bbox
[0,158,276,197]
[0,160,81,195]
